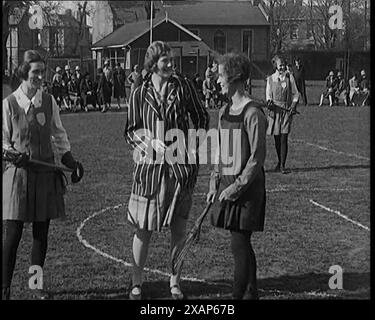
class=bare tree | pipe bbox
[267,0,303,54]
[72,1,89,56]
[305,0,370,50]
[3,1,29,74]
[2,0,63,74]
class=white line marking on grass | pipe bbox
[291,139,370,161]
[194,187,359,197]
[309,200,370,232]
[76,203,230,286]
[76,203,347,298]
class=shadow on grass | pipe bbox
[266,164,369,174]
[49,272,369,300]
[258,272,370,295]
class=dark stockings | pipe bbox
[2,220,50,289]
[274,134,288,168]
[231,230,258,299]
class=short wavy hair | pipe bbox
[17,50,45,80]
[271,55,286,69]
[217,53,251,84]
[144,41,172,73]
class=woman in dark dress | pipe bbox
[112,63,126,110]
[293,58,307,106]
[96,67,111,113]
[207,53,267,300]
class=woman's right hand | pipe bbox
[206,190,217,203]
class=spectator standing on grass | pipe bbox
[96,67,111,113]
[103,60,113,86]
[266,55,299,174]
[193,73,204,101]
[124,41,209,300]
[2,50,83,300]
[127,64,142,97]
[112,63,126,110]
[319,71,337,107]
[74,66,83,107]
[359,70,370,106]
[207,53,267,300]
[203,73,216,109]
[293,58,307,106]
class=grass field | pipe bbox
[4,81,370,300]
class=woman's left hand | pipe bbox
[218,186,235,202]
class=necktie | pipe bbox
[26,103,36,124]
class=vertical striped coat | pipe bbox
[124,73,209,198]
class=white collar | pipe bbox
[13,86,42,113]
[272,71,286,81]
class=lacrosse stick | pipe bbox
[171,201,213,275]
[3,153,73,173]
[265,100,300,115]
[162,183,181,227]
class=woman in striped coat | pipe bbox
[124,41,209,300]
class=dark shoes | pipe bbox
[128,284,185,300]
[280,166,291,174]
[274,163,291,174]
[170,285,184,300]
[129,285,142,300]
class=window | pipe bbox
[290,24,299,40]
[214,30,226,54]
[242,30,253,58]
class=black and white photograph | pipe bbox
[2,0,370,305]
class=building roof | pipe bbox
[92,16,202,50]
[161,1,269,26]
[108,1,147,26]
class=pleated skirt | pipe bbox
[127,170,193,232]
[266,110,292,135]
[211,172,266,232]
[3,165,66,222]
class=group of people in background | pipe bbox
[198,61,240,109]
[46,60,132,113]
[319,69,370,107]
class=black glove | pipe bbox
[71,162,84,183]
[266,100,276,111]
[14,152,30,168]
[61,151,84,183]
[3,150,29,168]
